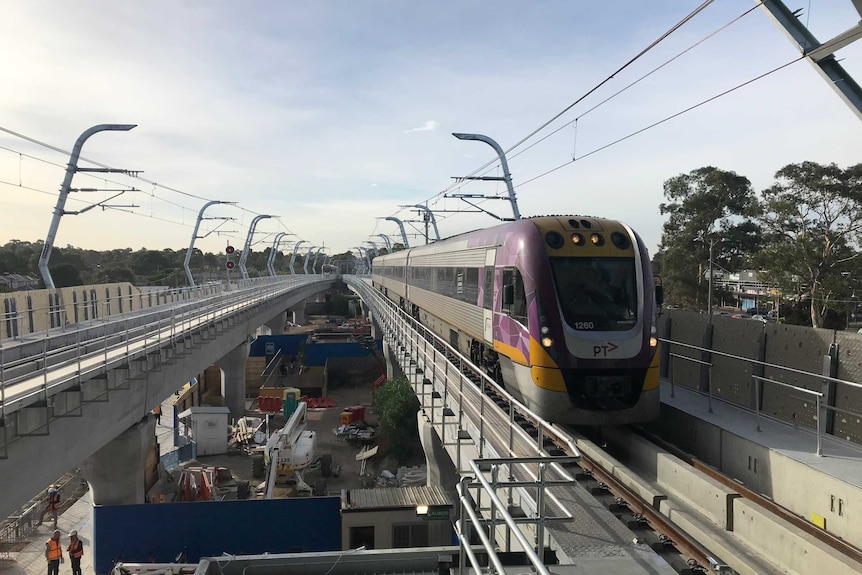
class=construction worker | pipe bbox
[45,529,63,575]
[38,486,61,528]
[67,530,83,575]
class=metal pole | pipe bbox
[376,234,392,252]
[816,394,823,456]
[452,132,521,220]
[303,246,316,274]
[289,240,307,274]
[184,200,232,287]
[385,216,410,248]
[266,232,288,277]
[239,215,272,280]
[39,124,137,288]
[312,247,324,275]
[412,204,440,242]
[708,238,714,325]
[365,241,379,256]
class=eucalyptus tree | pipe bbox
[756,162,862,327]
[657,167,761,310]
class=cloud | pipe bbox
[404,120,440,133]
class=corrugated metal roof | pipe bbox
[346,485,452,510]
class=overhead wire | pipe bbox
[374,0,726,239]
[417,0,719,208]
[515,55,803,189]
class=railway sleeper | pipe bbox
[608,497,630,512]
[590,481,611,496]
[627,513,650,530]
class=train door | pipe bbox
[483,249,495,343]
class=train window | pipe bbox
[502,267,527,324]
[483,267,494,309]
[550,256,637,331]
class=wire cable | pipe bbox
[516,55,802,189]
[419,0,719,206]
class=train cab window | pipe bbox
[502,267,527,323]
[550,256,637,331]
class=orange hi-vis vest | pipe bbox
[46,539,62,561]
[68,539,83,558]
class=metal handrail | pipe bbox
[0,276,332,422]
[346,276,580,457]
[660,336,862,456]
[752,374,824,455]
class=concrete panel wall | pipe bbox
[762,323,833,430]
[646,403,862,549]
[733,498,860,575]
[662,310,862,448]
[710,315,762,406]
[833,331,862,444]
[663,311,709,390]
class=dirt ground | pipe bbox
[189,381,412,499]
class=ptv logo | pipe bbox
[592,342,619,357]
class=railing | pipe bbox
[455,457,580,575]
[0,275,333,433]
[346,277,579,459]
[662,337,862,456]
[0,275,317,345]
[0,469,85,545]
[346,276,586,564]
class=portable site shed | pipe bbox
[178,406,231,455]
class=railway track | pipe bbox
[424,329,713,573]
[353,277,862,574]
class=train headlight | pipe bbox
[541,326,550,335]
[571,233,585,246]
[541,336,554,348]
[590,233,604,246]
[649,336,658,348]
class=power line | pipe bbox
[516,55,802,189]
[417,0,719,208]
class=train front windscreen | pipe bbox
[550,257,638,331]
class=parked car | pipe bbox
[750,314,771,323]
[731,313,752,319]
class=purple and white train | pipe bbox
[371,215,663,426]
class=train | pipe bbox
[370,215,663,426]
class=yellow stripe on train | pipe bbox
[494,337,567,392]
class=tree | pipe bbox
[49,263,83,287]
[657,167,761,310]
[757,162,862,327]
[373,375,420,462]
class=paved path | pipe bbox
[1,496,95,575]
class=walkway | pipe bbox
[1,497,95,575]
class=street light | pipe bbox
[695,235,722,325]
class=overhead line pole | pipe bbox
[39,124,137,288]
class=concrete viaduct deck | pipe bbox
[0,275,336,519]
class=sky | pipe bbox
[2,1,862,265]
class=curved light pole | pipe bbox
[385,216,410,248]
[354,246,371,274]
[303,246,317,274]
[376,234,392,252]
[239,214,272,280]
[312,247,325,275]
[413,204,440,244]
[289,240,308,274]
[184,200,234,287]
[39,123,137,288]
[452,132,521,221]
[267,232,289,277]
[365,241,379,257]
